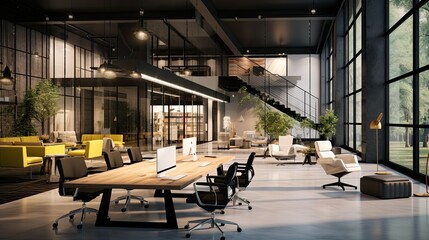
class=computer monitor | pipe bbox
[182,137,197,161]
[156,145,177,177]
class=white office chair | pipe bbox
[315,140,361,190]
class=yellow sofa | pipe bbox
[0,146,43,168]
[81,134,124,148]
[0,137,23,144]
[0,136,42,145]
[20,136,41,142]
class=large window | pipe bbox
[344,0,362,152]
[387,0,429,175]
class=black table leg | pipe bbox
[303,155,311,165]
[163,190,178,229]
[95,189,112,226]
[95,188,179,229]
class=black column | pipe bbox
[361,0,386,162]
[334,7,345,146]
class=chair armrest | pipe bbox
[336,154,358,164]
[206,175,225,183]
[196,182,225,188]
[317,157,346,168]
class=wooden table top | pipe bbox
[65,155,234,190]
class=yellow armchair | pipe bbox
[0,146,43,168]
[68,140,103,159]
[26,144,66,157]
[104,134,124,148]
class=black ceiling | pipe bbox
[0,0,342,56]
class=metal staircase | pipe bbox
[219,58,319,123]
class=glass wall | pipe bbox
[387,0,429,175]
[0,20,49,137]
[344,0,363,152]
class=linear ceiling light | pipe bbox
[140,73,227,103]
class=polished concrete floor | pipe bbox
[0,143,428,240]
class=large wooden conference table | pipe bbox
[65,155,234,229]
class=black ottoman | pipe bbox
[360,175,412,199]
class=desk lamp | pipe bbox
[370,113,391,175]
[414,153,429,197]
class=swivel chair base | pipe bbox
[184,212,242,240]
[52,202,98,229]
[233,195,252,210]
[114,189,149,212]
[322,177,357,191]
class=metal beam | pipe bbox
[190,0,242,56]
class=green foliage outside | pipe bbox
[239,86,294,141]
[388,0,429,149]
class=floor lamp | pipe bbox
[370,113,391,175]
[414,153,429,197]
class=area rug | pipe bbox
[0,177,58,204]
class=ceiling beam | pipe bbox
[245,47,318,55]
[190,0,242,56]
[219,8,337,20]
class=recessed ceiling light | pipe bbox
[68,13,73,20]
[311,8,316,14]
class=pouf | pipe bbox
[360,175,412,199]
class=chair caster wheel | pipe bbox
[69,215,74,220]
[237,227,242,232]
[248,206,252,210]
[220,223,225,226]
[144,204,149,209]
[322,186,326,189]
[238,202,242,206]
[186,233,191,238]
[184,224,189,229]
[220,236,225,240]
[52,223,58,228]
[121,208,127,212]
[77,224,83,229]
[220,210,225,214]
[114,201,119,204]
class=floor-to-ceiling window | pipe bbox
[344,0,362,152]
[0,20,49,137]
[388,0,429,175]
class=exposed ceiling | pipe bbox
[0,0,342,57]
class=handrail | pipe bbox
[230,56,319,122]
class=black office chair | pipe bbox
[52,156,102,229]
[127,147,143,163]
[217,152,255,210]
[103,151,149,212]
[184,162,242,240]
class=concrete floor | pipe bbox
[0,142,428,240]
